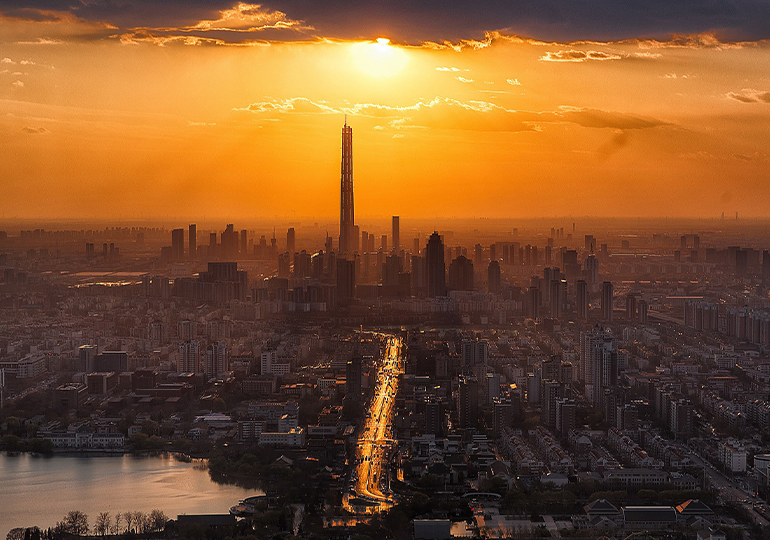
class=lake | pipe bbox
[0,453,262,535]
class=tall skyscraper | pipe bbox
[601,281,614,322]
[626,294,638,320]
[339,121,355,256]
[287,227,296,255]
[336,258,356,300]
[426,232,446,297]
[188,224,197,260]
[448,255,474,291]
[488,260,501,293]
[171,228,184,261]
[392,216,400,252]
[576,279,589,320]
[638,298,649,324]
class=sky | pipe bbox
[1,1,770,220]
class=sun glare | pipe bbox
[352,38,408,78]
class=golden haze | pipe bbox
[1,10,770,220]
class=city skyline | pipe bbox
[4,3,770,537]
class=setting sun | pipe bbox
[352,38,409,78]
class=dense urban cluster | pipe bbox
[2,214,770,540]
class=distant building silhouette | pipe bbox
[287,227,295,255]
[576,279,589,320]
[188,224,197,260]
[601,281,614,322]
[339,121,355,256]
[426,232,446,297]
[448,255,474,291]
[171,228,184,261]
[488,260,501,293]
[392,216,400,252]
[336,258,356,300]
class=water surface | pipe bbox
[0,453,261,535]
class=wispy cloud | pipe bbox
[727,89,770,103]
[506,78,522,86]
[540,49,622,62]
[234,97,338,114]
[234,95,669,134]
[21,126,48,134]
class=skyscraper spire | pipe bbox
[339,120,355,256]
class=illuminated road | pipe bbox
[343,335,403,514]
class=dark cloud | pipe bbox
[2,0,770,42]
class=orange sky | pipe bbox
[1,5,770,220]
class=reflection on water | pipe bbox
[0,453,262,535]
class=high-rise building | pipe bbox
[526,286,541,319]
[626,294,638,320]
[79,345,98,373]
[346,355,363,401]
[171,228,184,261]
[381,234,388,252]
[584,253,599,292]
[542,380,564,428]
[458,375,479,429]
[488,260,501,293]
[411,255,427,297]
[549,279,566,318]
[556,398,577,434]
[240,229,247,255]
[205,342,227,377]
[177,320,196,340]
[638,298,649,324]
[601,281,614,322]
[178,340,199,373]
[336,258,356,300]
[448,255,474,291]
[392,216,400,253]
[339,121,355,256]
[426,232,446,297]
[287,227,296,255]
[580,328,623,406]
[424,397,445,436]
[462,340,488,367]
[576,279,589,320]
[492,397,512,437]
[188,224,197,260]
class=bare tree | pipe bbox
[63,510,89,536]
[94,512,111,537]
[113,513,122,535]
[133,511,147,534]
[148,509,169,532]
[124,512,134,533]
